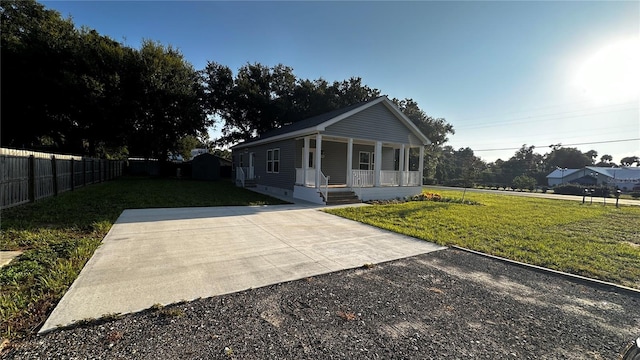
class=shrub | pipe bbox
[412,191,482,205]
[411,192,443,202]
[553,184,585,196]
[553,184,612,197]
[631,192,640,199]
[512,175,536,192]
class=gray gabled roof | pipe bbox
[232,97,430,149]
[546,168,579,178]
[584,166,640,180]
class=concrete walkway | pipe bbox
[41,204,445,333]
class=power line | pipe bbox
[455,105,638,131]
[453,100,638,124]
[472,138,640,152]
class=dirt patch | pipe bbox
[0,251,23,268]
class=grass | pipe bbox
[0,177,286,340]
[326,189,640,289]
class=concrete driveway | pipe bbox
[41,204,444,333]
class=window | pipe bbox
[301,149,315,168]
[359,151,374,170]
[267,148,280,173]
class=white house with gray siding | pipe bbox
[231,97,431,205]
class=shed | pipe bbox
[192,153,221,181]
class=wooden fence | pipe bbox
[0,148,124,209]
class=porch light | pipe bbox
[321,150,325,159]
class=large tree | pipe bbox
[1,1,209,159]
[391,98,455,181]
[594,154,616,167]
[127,41,209,160]
[1,0,78,150]
[544,147,593,170]
[620,156,640,167]
[202,62,382,145]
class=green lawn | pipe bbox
[0,177,286,340]
[326,189,640,289]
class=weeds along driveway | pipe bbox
[40,204,444,333]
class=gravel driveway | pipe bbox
[5,249,639,359]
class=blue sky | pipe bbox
[43,1,639,164]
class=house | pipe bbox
[546,168,579,186]
[230,97,431,205]
[547,166,640,191]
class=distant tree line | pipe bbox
[436,145,639,190]
[2,1,636,186]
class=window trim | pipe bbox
[267,148,280,173]
[359,151,373,170]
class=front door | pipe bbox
[301,149,315,186]
[248,152,255,179]
[302,148,316,169]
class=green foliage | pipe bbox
[629,192,640,199]
[545,147,593,169]
[326,189,640,289]
[202,62,383,145]
[0,177,286,339]
[0,1,209,159]
[620,156,640,167]
[433,146,485,185]
[177,135,204,161]
[553,184,611,197]
[512,175,536,191]
[410,191,482,205]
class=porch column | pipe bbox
[418,146,425,186]
[303,136,310,186]
[374,141,382,187]
[315,134,322,189]
[346,138,353,187]
[398,144,405,187]
[404,146,410,186]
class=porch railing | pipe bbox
[380,170,400,186]
[236,167,245,187]
[295,168,316,187]
[406,171,421,186]
[320,171,329,203]
[351,169,421,187]
[352,169,374,187]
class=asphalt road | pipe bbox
[425,185,640,206]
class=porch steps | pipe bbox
[326,191,360,206]
[244,179,257,188]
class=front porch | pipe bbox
[296,168,422,188]
[293,134,424,204]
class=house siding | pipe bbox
[352,144,374,170]
[233,139,296,190]
[323,102,422,145]
[294,140,348,185]
[320,142,347,184]
[382,147,395,170]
